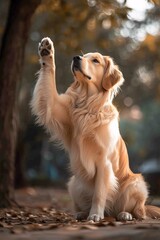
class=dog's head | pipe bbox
[71,53,124,96]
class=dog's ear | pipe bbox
[102,56,124,91]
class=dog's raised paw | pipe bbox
[38,37,54,57]
[117,212,133,221]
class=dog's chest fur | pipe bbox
[68,91,120,179]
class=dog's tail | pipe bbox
[145,205,160,219]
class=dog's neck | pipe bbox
[67,80,113,111]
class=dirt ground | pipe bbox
[0,187,160,240]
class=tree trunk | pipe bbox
[15,130,27,188]
[0,0,41,208]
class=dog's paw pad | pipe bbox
[45,39,49,45]
[117,212,133,221]
[38,37,53,57]
[47,44,51,50]
[40,49,50,56]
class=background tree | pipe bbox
[0,0,41,207]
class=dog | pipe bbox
[31,37,160,222]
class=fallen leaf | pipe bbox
[10,227,24,234]
[0,222,11,228]
[80,224,98,230]
[108,221,124,226]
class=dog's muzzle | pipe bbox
[72,55,82,72]
[72,55,91,80]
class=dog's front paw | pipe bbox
[117,212,133,221]
[38,37,54,58]
[88,214,104,222]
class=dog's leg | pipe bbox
[31,37,56,124]
[68,176,91,220]
[117,201,146,221]
[88,161,117,222]
[116,192,133,221]
[117,212,133,221]
[31,37,70,137]
[117,199,146,221]
[116,175,148,221]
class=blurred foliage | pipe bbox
[120,100,160,170]
[0,0,160,187]
[34,0,131,51]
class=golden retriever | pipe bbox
[31,37,160,222]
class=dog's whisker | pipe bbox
[80,50,84,56]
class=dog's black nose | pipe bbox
[72,56,82,72]
[73,55,82,62]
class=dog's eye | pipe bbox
[92,58,100,64]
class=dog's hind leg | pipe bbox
[116,174,148,221]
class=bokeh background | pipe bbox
[0,0,160,195]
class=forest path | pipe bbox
[0,188,160,240]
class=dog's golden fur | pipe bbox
[31,37,160,221]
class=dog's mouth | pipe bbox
[72,56,91,80]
